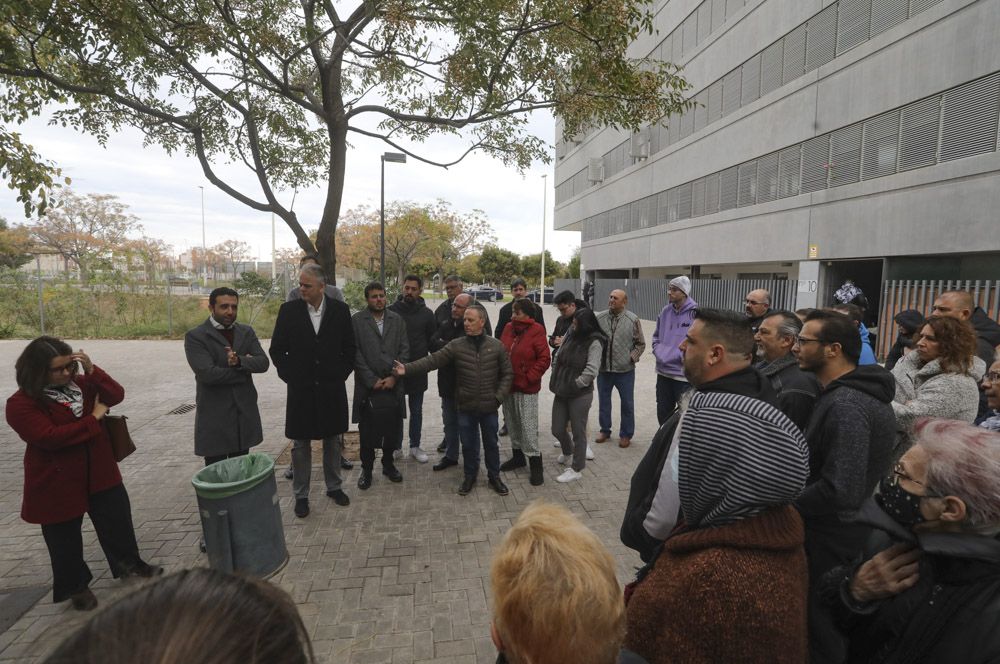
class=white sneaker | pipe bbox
[409,447,429,463]
[553,440,561,448]
[556,468,583,483]
[557,454,570,465]
[393,449,403,460]
[586,446,595,460]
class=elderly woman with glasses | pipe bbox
[5,337,161,612]
[890,316,986,450]
[823,419,1000,663]
[978,358,1000,431]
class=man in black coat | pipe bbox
[753,310,819,432]
[270,264,356,519]
[550,290,588,352]
[794,309,897,664]
[434,275,464,327]
[495,278,544,339]
[430,293,472,469]
[389,274,437,463]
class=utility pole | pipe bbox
[540,174,547,298]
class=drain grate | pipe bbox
[168,404,196,415]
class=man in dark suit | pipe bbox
[184,286,270,466]
[270,264,356,518]
[352,281,408,490]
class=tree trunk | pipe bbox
[315,119,348,286]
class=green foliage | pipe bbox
[477,245,521,285]
[0,218,32,268]
[1,0,690,275]
[341,279,400,314]
[233,271,279,325]
[520,250,563,286]
[566,246,581,279]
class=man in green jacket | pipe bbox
[395,304,513,496]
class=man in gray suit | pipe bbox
[352,281,409,491]
[184,287,270,466]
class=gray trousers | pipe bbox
[291,435,343,499]
[551,392,593,472]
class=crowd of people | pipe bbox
[7,261,1000,663]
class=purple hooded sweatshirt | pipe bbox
[652,296,698,377]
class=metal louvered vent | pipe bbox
[805,5,838,72]
[692,178,707,217]
[757,152,780,203]
[705,173,721,215]
[837,0,872,55]
[708,81,724,123]
[862,110,901,180]
[712,0,726,32]
[829,123,863,186]
[778,147,802,198]
[694,91,709,132]
[939,74,1000,163]
[742,54,762,105]
[169,404,196,415]
[698,2,712,43]
[719,167,739,210]
[677,183,693,221]
[657,191,670,225]
[737,162,758,207]
[871,0,908,36]
[666,188,680,223]
[761,41,784,97]
[783,25,807,84]
[910,0,943,15]
[800,136,832,193]
[899,96,942,171]
[683,15,698,54]
[722,70,742,117]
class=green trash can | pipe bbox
[192,453,288,578]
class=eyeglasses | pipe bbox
[985,371,1000,383]
[795,336,826,345]
[889,462,942,497]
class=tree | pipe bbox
[1,0,691,278]
[0,217,32,268]
[521,250,563,286]
[477,245,521,286]
[213,239,254,277]
[456,254,484,285]
[29,190,141,285]
[121,236,173,281]
[566,246,581,279]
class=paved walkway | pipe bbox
[0,303,663,663]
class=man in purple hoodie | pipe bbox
[652,276,698,424]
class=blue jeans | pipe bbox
[441,396,460,462]
[656,375,691,425]
[396,391,425,450]
[457,411,500,479]
[597,370,635,439]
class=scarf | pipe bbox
[43,381,84,418]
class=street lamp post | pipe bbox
[380,152,407,286]
[199,185,207,287]
[540,174,547,299]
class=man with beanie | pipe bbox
[652,276,697,425]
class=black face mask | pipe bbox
[876,476,927,527]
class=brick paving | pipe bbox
[0,302,661,663]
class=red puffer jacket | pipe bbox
[500,319,551,394]
[6,365,126,525]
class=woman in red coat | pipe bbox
[5,337,161,611]
[498,299,551,485]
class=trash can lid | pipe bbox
[192,453,275,499]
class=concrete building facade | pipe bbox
[553,0,1000,313]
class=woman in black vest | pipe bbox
[549,309,607,483]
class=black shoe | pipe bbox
[120,562,164,580]
[70,589,98,611]
[433,457,458,472]
[488,477,510,496]
[528,455,544,486]
[458,476,476,496]
[341,458,354,470]
[294,497,310,518]
[284,467,294,480]
[382,467,403,483]
[198,538,207,553]
[499,424,509,436]
[358,471,372,490]
[326,489,350,506]
[499,449,526,471]
[436,440,447,453]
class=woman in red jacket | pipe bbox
[6,337,161,611]
[498,299,551,485]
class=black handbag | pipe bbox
[104,414,136,462]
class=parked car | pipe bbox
[526,287,554,304]
[465,285,499,302]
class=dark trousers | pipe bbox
[40,483,142,602]
[597,370,636,439]
[360,412,402,473]
[655,374,691,425]
[457,410,500,479]
[204,449,249,466]
[395,391,425,449]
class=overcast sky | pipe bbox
[1,110,580,265]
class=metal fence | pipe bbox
[876,280,1000,360]
[592,278,797,322]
